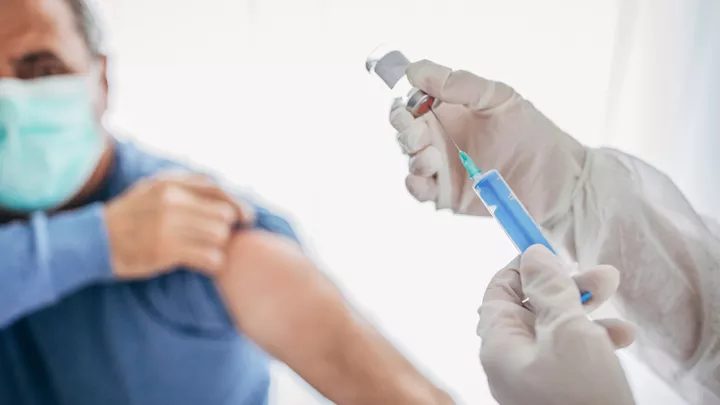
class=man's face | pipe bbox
[0,0,108,119]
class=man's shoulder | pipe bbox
[114,139,300,243]
[247,201,299,243]
[113,140,188,180]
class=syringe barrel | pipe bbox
[472,169,555,254]
[473,169,593,305]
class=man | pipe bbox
[0,0,455,404]
[388,59,720,403]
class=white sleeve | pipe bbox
[543,147,720,404]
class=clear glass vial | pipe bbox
[365,45,438,118]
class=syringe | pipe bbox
[366,46,592,307]
[454,149,593,306]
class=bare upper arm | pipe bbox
[213,229,346,355]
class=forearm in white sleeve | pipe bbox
[541,147,720,404]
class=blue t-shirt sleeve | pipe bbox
[248,203,299,242]
[0,204,114,329]
[131,201,300,336]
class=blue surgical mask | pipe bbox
[0,74,105,212]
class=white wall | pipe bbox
[96,0,686,403]
[603,0,720,218]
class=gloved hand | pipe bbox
[477,245,636,405]
[390,60,587,221]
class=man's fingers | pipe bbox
[573,265,621,312]
[174,244,226,274]
[153,172,255,225]
[520,245,586,327]
[181,181,254,225]
[595,318,636,349]
[232,198,256,225]
[151,169,204,182]
[173,215,234,247]
[181,195,238,223]
[406,60,515,111]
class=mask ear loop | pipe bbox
[0,85,21,154]
[84,62,103,97]
[0,100,18,193]
[84,61,111,133]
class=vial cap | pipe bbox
[366,49,411,89]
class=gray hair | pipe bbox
[64,0,104,56]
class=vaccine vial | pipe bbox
[365,45,437,118]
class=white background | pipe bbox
[96,0,699,403]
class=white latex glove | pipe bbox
[478,245,636,405]
[390,60,586,222]
[389,60,720,404]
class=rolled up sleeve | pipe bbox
[129,199,300,337]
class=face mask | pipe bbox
[0,74,105,212]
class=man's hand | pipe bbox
[105,172,255,279]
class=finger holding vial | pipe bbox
[367,45,439,119]
[367,47,592,308]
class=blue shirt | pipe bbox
[0,140,299,405]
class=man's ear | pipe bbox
[95,54,109,118]
[99,55,108,92]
